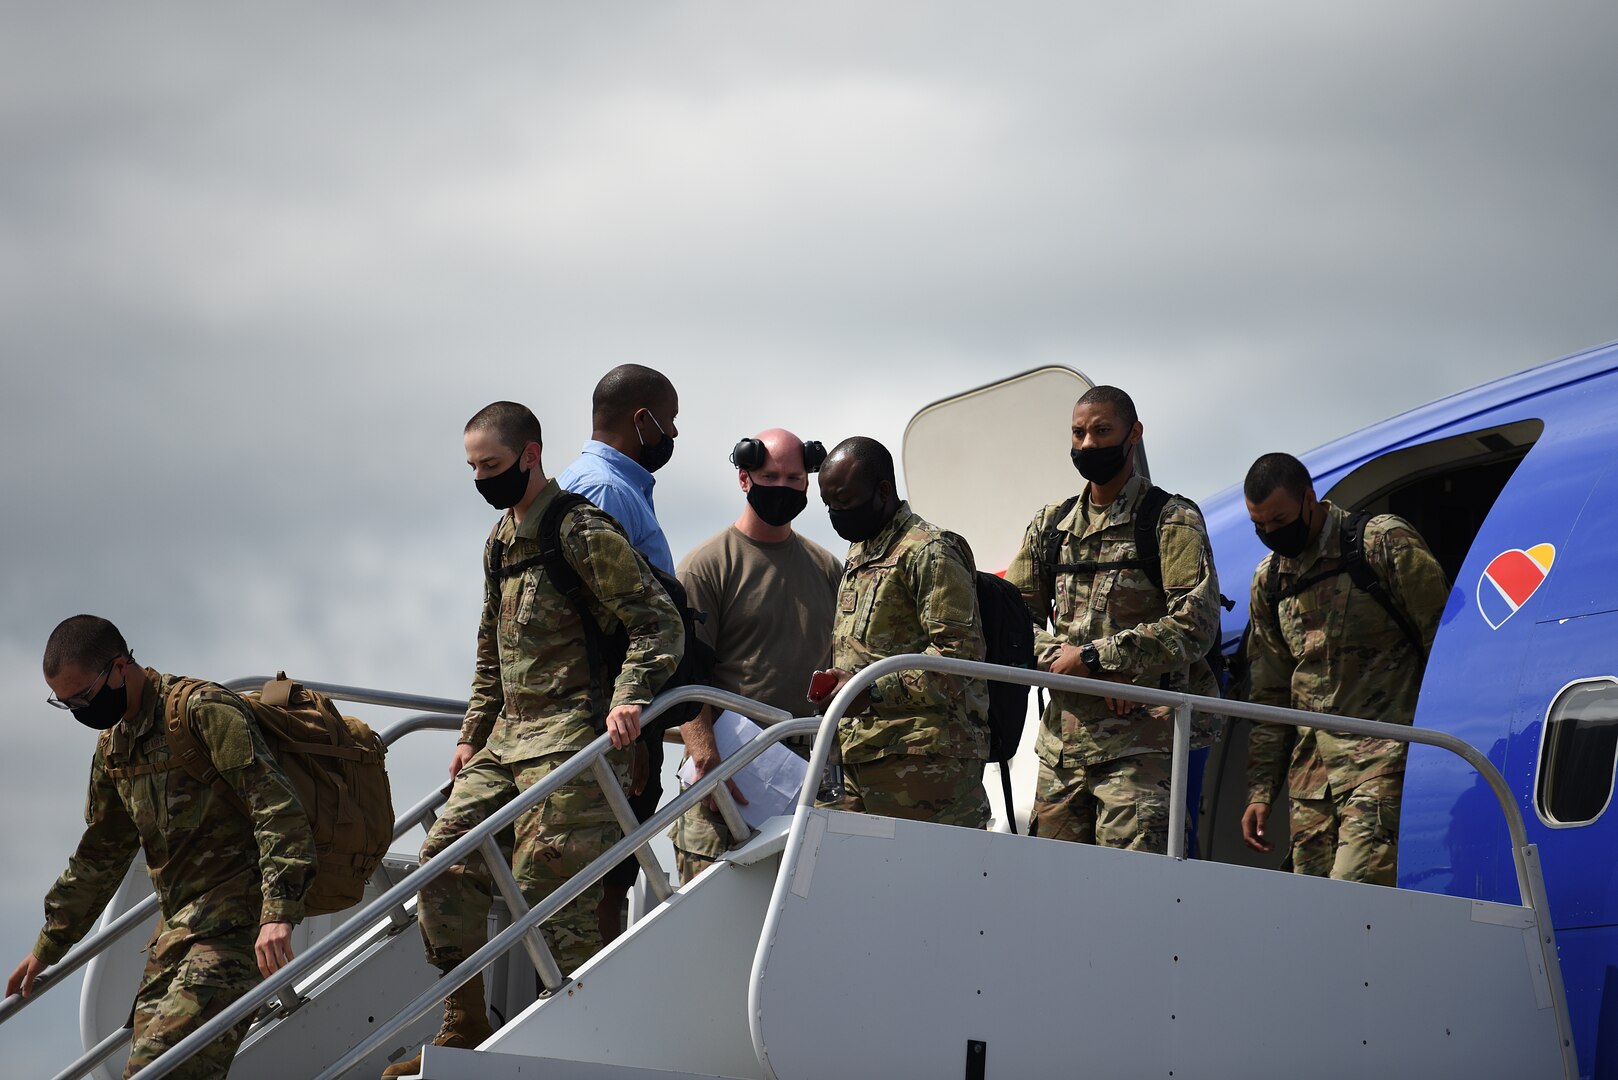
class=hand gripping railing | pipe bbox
[126,685,809,1080]
[0,680,466,1078]
[777,654,1578,1077]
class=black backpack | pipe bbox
[1043,486,1235,685]
[1261,510,1428,660]
[486,491,714,738]
[973,570,1037,832]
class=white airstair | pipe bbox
[0,659,1580,1079]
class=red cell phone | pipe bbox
[807,670,839,703]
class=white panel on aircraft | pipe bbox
[751,808,1566,1080]
[901,366,1100,575]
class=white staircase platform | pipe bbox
[419,1044,743,1078]
[750,807,1567,1079]
[470,806,1566,1079]
[478,820,792,1078]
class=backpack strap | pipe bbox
[1044,487,1175,583]
[1339,512,1428,660]
[1041,494,1083,598]
[484,492,625,727]
[1000,766,1017,836]
[1266,512,1427,660]
[1264,552,1284,632]
[162,679,251,819]
[1132,486,1172,590]
[537,492,619,722]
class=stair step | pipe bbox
[420,1044,747,1079]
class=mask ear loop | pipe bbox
[638,410,670,446]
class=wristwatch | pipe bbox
[1079,642,1102,672]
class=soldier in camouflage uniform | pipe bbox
[1240,452,1447,885]
[1005,386,1223,852]
[386,402,685,1078]
[813,437,990,830]
[8,615,316,1079]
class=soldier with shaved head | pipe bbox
[386,401,684,1078]
[669,428,843,881]
[813,437,991,829]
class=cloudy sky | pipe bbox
[4,2,1617,1072]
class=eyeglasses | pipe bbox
[46,657,119,711]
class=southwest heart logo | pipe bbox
[1476,544,1555,629]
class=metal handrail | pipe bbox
[222,677,469,716]
[50,1026,133,1080]
[0,683,464,1052]
[129,684,799,1080]
[315,714,818,1080]
[779,653,1577,1076]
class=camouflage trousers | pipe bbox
[1290,772,1402,886]
[125,921,258,1078]
[821,754,989,830]
[669,798,734,886]
[1030,752,1175,853]
[418,746,631,976]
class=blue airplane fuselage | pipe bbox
[1198,340,1618,1078]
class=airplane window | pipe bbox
[1536,679,1618,826]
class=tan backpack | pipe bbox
[164,672,394,916]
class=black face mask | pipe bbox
[1256,505,1313,559]
[829,488,889,543]
[72,673,128,731]
[747,483,808,527]
[1071,439,1133,485]
[476,453,530,510]
[636,412,675,474]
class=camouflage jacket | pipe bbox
[34,668,316,965]
[462,479,686,762]
[831,502,990,764]
[1006,474,1223,769]
[1244,502,1448,805]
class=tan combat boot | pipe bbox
[380,978,495,1078]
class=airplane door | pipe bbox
[901,368,1120,832]
[902,366,1134,574]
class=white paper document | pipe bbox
[676,709,809,830]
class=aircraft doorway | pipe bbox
[1199,418,1544,868]
[1322,418,1544,585]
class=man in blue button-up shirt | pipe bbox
[557,363,681,940]
[557,364,679,575]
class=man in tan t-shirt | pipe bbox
[671,428,843,881]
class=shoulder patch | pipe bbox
[195,702,256,772]
[1157,522,1207,591]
